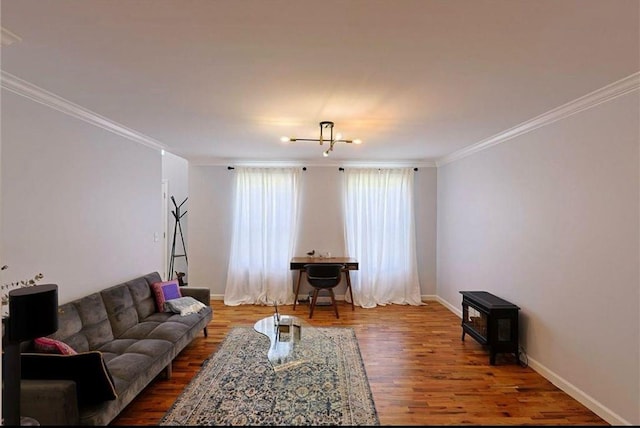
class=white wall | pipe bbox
[0,91,164,304]
[415,167,438,296]
[188,165,234,292]
[436,91,639,425]
[188,165,438,299]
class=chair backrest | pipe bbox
[305,264,343,289]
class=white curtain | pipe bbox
[342,168,423,308]
[224,167,301,306]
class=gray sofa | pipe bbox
[19,271,212,425]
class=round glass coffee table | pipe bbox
[253,313,328,371]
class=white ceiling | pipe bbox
[1,0,638,165]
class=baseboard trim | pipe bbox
[526,356,630,425]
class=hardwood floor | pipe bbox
[110,300,608,426]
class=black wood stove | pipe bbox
[460,291,520,365]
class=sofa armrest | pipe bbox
[180,287,211,306]
[21,379,80,425]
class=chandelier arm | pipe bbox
[289,138,354,143]
[285,121,360,156]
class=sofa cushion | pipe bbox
[21,351,117,405]
[51,294,114,352]
[102,340,172,385]
[125,275,157,320]
[34,337,77,355]
[151,280,181,312]
[101,284,139,338]
[143,271,163,287]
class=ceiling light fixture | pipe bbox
[281,121,362,157]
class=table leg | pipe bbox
[344,269,355,311]
[292,270,304,310]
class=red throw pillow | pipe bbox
[34,337,77,355]
[151,280,182,312]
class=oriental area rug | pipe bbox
[160,326,379,426]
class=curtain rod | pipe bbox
[226,166,416,171]
[338,167,418,171]
[227,166,307,171]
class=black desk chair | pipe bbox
[305,264,343,319]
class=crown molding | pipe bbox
[0,70,166,151]
[190,157,437,168]
[436,71,640,167]
[5,68,636,165]
[192,158,308,168]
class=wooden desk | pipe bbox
[290,257,358,311]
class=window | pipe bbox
[342,168,423,307]
[224,167,301,305]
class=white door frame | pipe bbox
[161,179,169,280]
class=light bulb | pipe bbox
[353,139,362,145]
[323,150,330,157]
[280,136,291,142]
